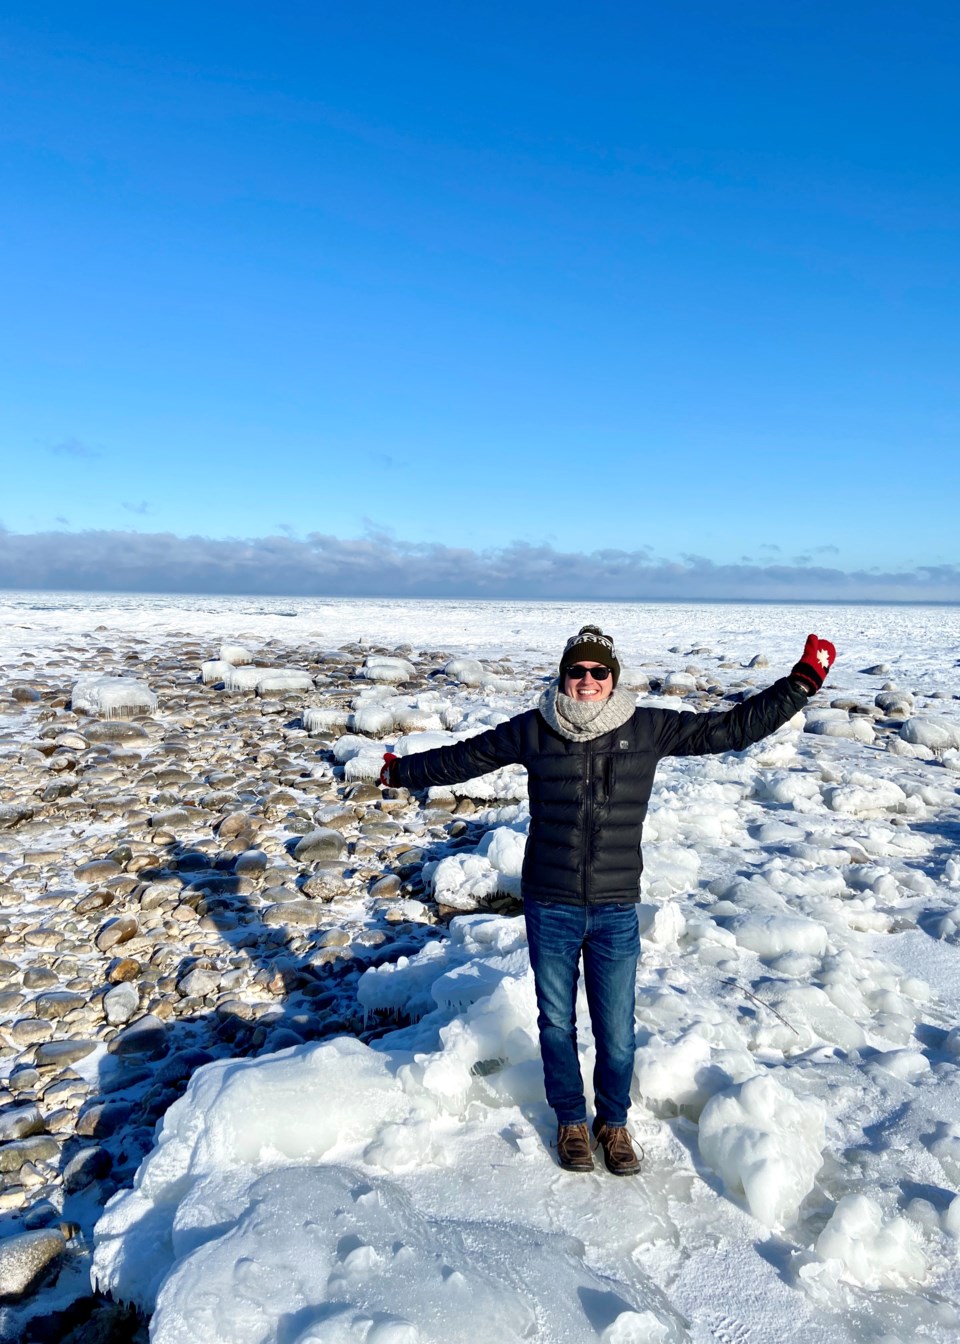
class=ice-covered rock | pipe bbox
[875,689,913,716]
[443,657,485,686]
[223,666,272,691]
[200,659,234,685]
[351,704,399,736]
[303,707,351,734]
[429,823,527,910]
[814,1194,927,1288]
[344,750,390,783]
[698,1074,825,1228]
[393,708,444,734]
[256,671,314,696]
[803,709,874,743]
[900,716,960,752]
[662,671,697,695]
[431,853,500,911]
[72,675,158,719]
[220,643,253,665]
[360,656,416,683]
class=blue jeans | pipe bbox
[524,899,640,1128]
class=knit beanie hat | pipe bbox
[558,624,621,687]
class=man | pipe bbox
[381,625,836,1175]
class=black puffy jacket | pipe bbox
[396,676,809,906]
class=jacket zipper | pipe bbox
[582,740,592,905]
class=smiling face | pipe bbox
[563,660,614,702]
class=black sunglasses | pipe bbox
[565,664,612,681]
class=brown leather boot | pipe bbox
[556,1122,594,1172]
[592,1118,642,1175]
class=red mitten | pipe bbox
[791,634,836,694]
[379,752,400,787]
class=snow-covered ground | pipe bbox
[4,593,960,1342]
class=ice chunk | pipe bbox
[256,671,314,696]
[476,826,527,882]
[697,1073,825,1228]
[223,666,273,691]
[431,853,502,911]
[900,716,960,752]
[392,708,443,733]
[824,776,907,816]
[219,643,253,665]
[360,656,416,683]
[351,704,398,736]
[636,901,685,946]
[344,750,388,783]
[201,660,234,685]
[443,657,485,686]
[815,1194,927,1288]
[927,1124,960,1183]
[803,709,875,743]
[728,912,828,959]
[303,707,351,734]
[634,1029,730,1117]
[72,675,158,719]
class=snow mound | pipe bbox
[72,675,158,719]
[697,1073,825,1228]
[140,1162,672,1344]
[93,920,680,1343]
[814,1194,928,1288]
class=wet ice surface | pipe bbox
[1,594,960,1341]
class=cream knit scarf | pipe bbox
[537,678,636,742]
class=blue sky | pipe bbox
[1,2,958,596]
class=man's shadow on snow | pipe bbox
[51,778,466,1235]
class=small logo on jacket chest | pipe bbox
[619,740,629,749]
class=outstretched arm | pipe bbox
[655,634,836,758]
[383,715,526,790]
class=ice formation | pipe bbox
[815,1194,928,1288]
[219,643,253,665]
[360,656,416,683]
[71,675,158,718]
[697,1074,826,1228]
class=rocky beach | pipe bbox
[1,595,959,1343]
[0,619,540,1339]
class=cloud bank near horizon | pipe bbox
[0,527,957,602]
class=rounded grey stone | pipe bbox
[33,1039,97,1068]
[0,1228,66,1300]
[103,981,140,1025]
[293,829,346,864]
